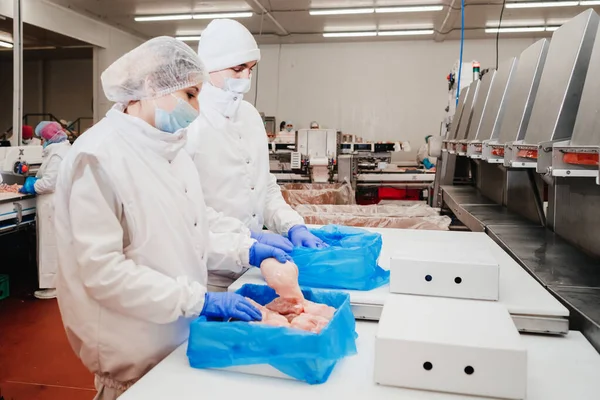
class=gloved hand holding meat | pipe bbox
[240,258,336,333]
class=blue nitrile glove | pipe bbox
[251,230,293,252]
[19,177,38,194]
[288,225,326,249]
[201,292,262,322]
[423,158,434,170]
[249,243,292,267]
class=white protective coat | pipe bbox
[186,84,304,288]
[54,105,254,392]
[34,140,71,288]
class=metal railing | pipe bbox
[2,113,93,142]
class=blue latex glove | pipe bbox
[423,158,434,170]
[288,225,326,249]
[19,177,38,194]
[251,230,293,252]
[201,292,262,322]
[249,243,292,267]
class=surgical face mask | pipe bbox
[154,94,199,133]
[223,77,251,94]
[286,127,293,132]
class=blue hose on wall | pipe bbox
[456,0,465,106]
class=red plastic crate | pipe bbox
[378,187,420,201]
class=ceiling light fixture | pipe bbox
[376,5,444,13]
[323,31,377,37]
[545,26,561,31]
[135,11,252,22]
[378,29,435,36]
[0,40,13,48]
[134,14,193,22]
[580,0,600,5]
[192,12,253,19]
[485,26,547,33]
[310,8,375,15]
[176,36,203,41]
[505,1,579,9]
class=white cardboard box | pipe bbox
[390,240,500,301]
[375,294,527,399]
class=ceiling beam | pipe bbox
[244,0,289,36]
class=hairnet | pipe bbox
[101,36,208,103]
[198,19,261,73]
[35,121,68,144]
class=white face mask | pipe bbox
[223,77,251,94]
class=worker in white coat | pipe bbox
[19,121,71,299]
[53,37,291,400]
[417,134,436,169]
[187,19,324,289]
[21,125,42,146]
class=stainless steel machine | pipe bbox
[435,8,600,352]
[0,145,41,234]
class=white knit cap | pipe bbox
[198,19,261,73]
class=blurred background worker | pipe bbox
[52,37,282,400]
[275,120,295,144]
[19,121,71,299]
[21,124,41,146]
[186,19,325,291]
[417,134,436,170]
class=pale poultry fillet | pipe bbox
[260,259,303,300]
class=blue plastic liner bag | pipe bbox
[290,225,390,291]
[187,284,357,384]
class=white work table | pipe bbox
[230,228,569,333]
[121,321,600,400]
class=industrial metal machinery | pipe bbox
[0,146,41,235]
[269,128,434,199]
[434,9,600,352]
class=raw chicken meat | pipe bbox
[246,298,291,328]
[260,259,303,300]
[266,297,304,321]
[303,300,335,320]
[0,183,21,193]
[290,313,330,334]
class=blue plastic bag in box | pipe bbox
[290,225,390,291]
[186,284,357,384]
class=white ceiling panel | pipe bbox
[43,0,600,44]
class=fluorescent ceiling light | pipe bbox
[323,31,377,37]
[505,1,579,9]
[545,26,561,31]
[0,40,13,48]
[378,29,435,36]
[485,26,546,33]
[176,36,203,41]
[310,8,374,15]
[192,12,252,19]
[135,14,192,22]
[580,0,600,5]
[376,5,444,13]
[135,11,252,22]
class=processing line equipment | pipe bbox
[435,8,600,353]
[0,145,42,234]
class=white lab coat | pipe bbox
[54,105,254,393]
[417,143,429,163]
[186,84,304,288]
[24,137,42,146]
[33,140,71,288]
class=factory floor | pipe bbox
[0,295,95,400]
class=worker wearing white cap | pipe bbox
[187,19,325,289]
[52,36,297,400]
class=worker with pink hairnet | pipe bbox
[19,121,71,299]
